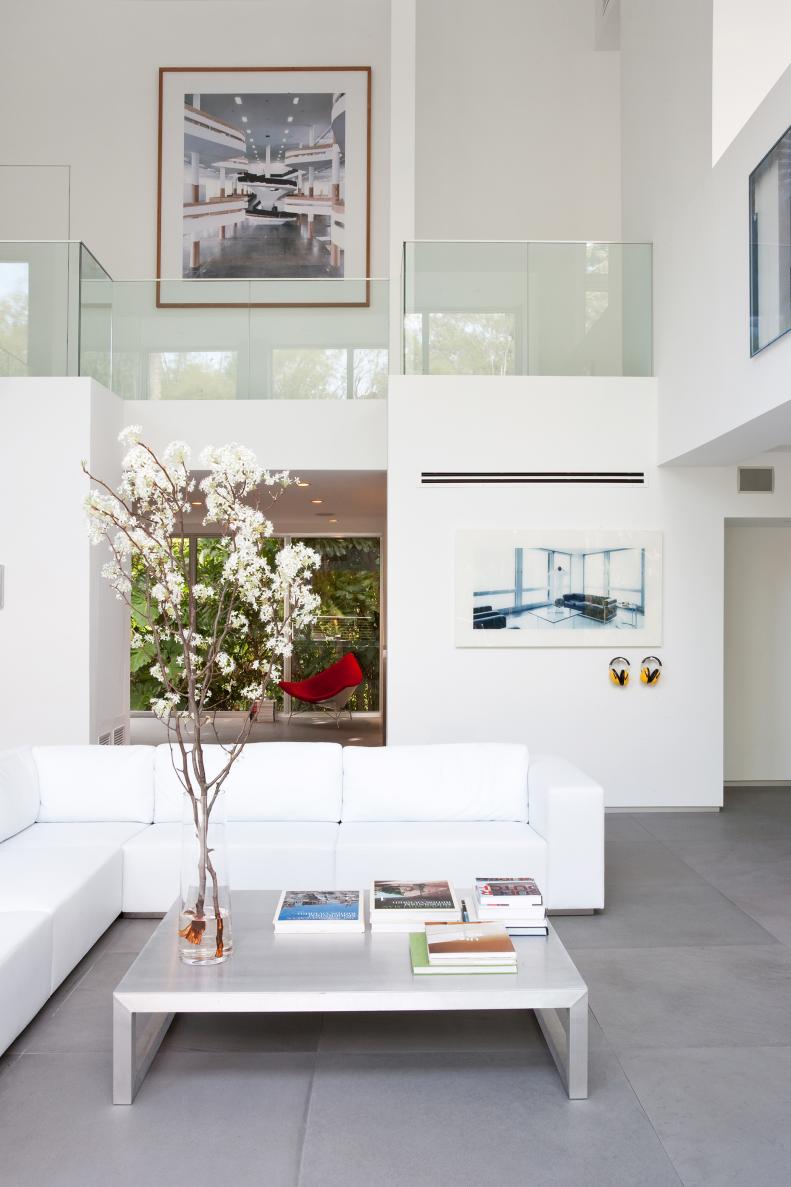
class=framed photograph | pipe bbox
[455,530,663,647]
[157,66,371,307]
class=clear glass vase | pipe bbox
[178,786,233,966]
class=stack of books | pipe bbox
[369,879,461,932]
[272,889,364,933]
[410,921,518,975]
[472,876,548,936]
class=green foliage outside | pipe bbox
[131,535,381,715]
[130,536,284,712]
[404,312,515,376]
[0,288,28,376]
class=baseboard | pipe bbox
[122,912,167,919]
[606,805,721,814]
[725,780,791,788]
[548,908,596,916]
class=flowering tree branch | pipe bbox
[84,428,320,957]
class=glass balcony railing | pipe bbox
[403,241,653,377]
[0,241,389,399]
[0,237,653,393]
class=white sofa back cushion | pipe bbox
[341,743,530,823]
[154,743,343,823]
[0,748,39,842]
[33,746,155,824]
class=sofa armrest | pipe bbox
[528,755,604,911]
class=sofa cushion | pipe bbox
[153,743,343,823]
[0,847,122,989]
[33,746,155,824]
[341,744,530,822]
[335,821,547,889]
[121,821,339,912]
[0,748,39,842]
[2,822,148,851]
[0,912,53,1056]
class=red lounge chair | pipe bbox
[278,652,364,726]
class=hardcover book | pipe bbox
[475,877,543,905]
[273,890,364,932]
[409,932,517,975]
[424,922,517,963]
[373,880,457,912]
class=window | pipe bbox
[404,311,516,375]
[750,124,791,354]
[272,347,388,399]
[148,351,237,400]
[0,262,28,376]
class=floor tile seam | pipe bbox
[614,820,776,903]
[564,937,783,954]
[611,1042,791,1057]
[293,1048,319,1187]
[607,1048,687,1187]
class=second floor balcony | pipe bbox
[0,238,652,400]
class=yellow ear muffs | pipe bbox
[609,657,630,687]
[640,656,662,686]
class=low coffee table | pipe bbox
[113,890,588,1103]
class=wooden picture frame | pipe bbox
[156,66,371,307]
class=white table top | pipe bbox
[114,890,587,1014]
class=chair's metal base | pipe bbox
[287,686,357,728]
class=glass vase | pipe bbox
[178,785,233,966]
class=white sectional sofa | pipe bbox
[0,740,604,1055]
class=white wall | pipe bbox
[712,0,791,164]
[621,0,791,465]
[0,378,127,747]
[0,0,390,278]
[125,397,387,470]
[386,375,791,807]
[414,0,621,241]
[725,521,791,782]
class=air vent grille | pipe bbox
[738,466,774,493]
[113,725,126,746]
[98,731,111,746]
[421,470,645,486]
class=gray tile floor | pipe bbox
[2,788,791,1186]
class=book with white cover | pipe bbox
[475,877,543,906]
[468,895,548,936]
[370,880,460,932]
[273,890,364,933]
[409,933,516,976]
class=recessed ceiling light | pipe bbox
[296,480,310,487]
[242,116,248,123]
[310,498,323,505]
[234,96,242,105]
[328,518,338,524]
[287,116,294,123]
[293,96,300,105]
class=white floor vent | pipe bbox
[113,725,126,746]
[98,731,112,746]
[738,466,774,493]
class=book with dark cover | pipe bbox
[373,880,457,912]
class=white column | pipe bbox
[219,166,226,198]
[331,143,341,203]
[190,151,200,203]
[389,0,417,374]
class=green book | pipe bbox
[409,932,517,975]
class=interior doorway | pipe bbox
[129,469,386,747]
[724,518,791,784]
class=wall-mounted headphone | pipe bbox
[640,656,662,686]
[609,657,630,687]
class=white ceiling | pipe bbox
[183,468,386,535]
